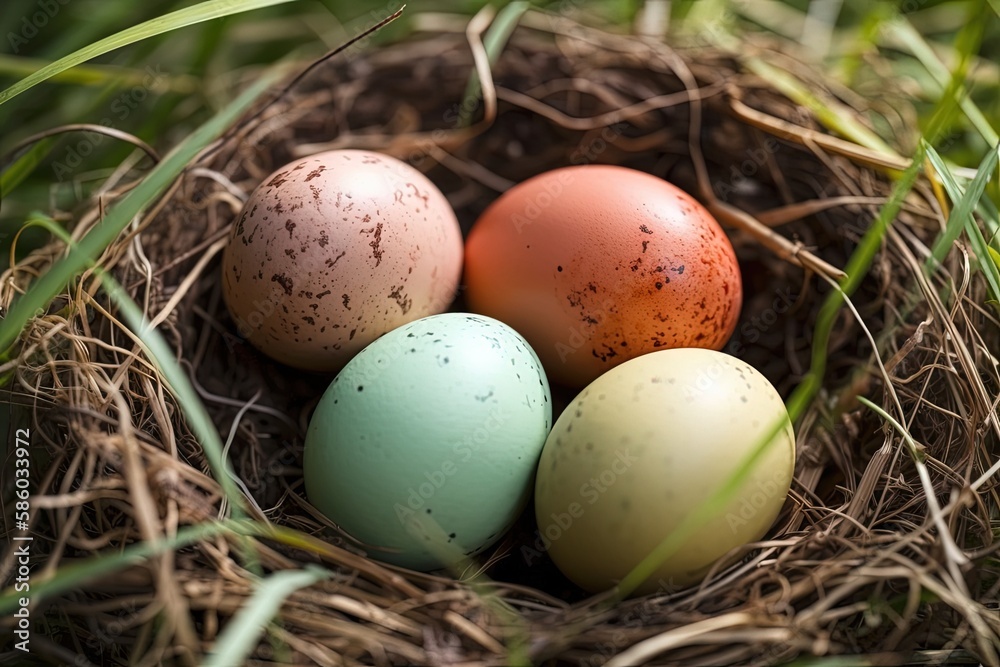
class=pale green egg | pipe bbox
[304,313,552,571]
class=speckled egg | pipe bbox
[222,149,463,371]
[534,348,795,594]
[304,313,552,571]
[464,165,742,387]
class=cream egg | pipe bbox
[533,348,795,594]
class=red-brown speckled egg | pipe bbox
[222,149,463,371]
[464,165,741,387]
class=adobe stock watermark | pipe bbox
[554,297,616,363]
[7,0,71,54]
[51,65,166,181]
[585,578,684,666]
[512,123,628,234]
[521,448,637,566]
[725,467,789,533]
[725,286,796,356]
[713,136,781,203]
[69,598,142,666]
[221,281,286,353]
[393,406,508,523]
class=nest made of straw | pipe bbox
[2,9,999,666]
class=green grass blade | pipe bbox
[925,145,1000,304]
[884,17,998,147]
[18,213,72,242]
[742,58,899,158]
[616,410,792,597]
[0,54,198,93]
[457,1,530,128]
[928,144,1000,267]
[0,519,254,615]
[780,0,976,422]
[977,188,1000,241]
[0,67,282,357]
[203,566,330,667]
[0,0,299,106]
[12,211,248,515]
[694,17,898,158]
[784,143,926,415]
[0,138,57,202]
[99,269,248,516]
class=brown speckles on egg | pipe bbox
[326,250,346,269]
[304,165,326,181]
[267,171,289,187]
[360,221,384,267]
[388,285,412,315]
[271,273,293,296]
[221,149,463,371]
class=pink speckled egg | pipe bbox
[464,165,741,387]
[222,150,463,371]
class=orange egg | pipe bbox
[464,165,741,387]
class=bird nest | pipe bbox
[2,8,999,666]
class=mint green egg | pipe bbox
[304,313,552,571]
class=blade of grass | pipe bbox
[0,66,283,358]
[925,144,1000,304]
[796,143,928,398]
[615,410,792,597]
[927,144,1000,268]
[100,266,248,516]
[457,1,529,128]
[743,58,900,159]
[0,519,257,615]
[698,15,899,159]
[0,138,56,202]
[0,0,300,106]
[0,54,198,93]
[203,566,330,667]
[784,0,978,412]
[884,16,999,148]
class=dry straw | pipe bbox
[1,7,999,666]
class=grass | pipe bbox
[0,0,300,105]
[203,566,331,667]
[0,519,256,616]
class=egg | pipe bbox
[304,313,552,571]
[464,165,741,387]
[222,149,463,371]
[533,348,794,594]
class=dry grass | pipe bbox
[2,9,999,666]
